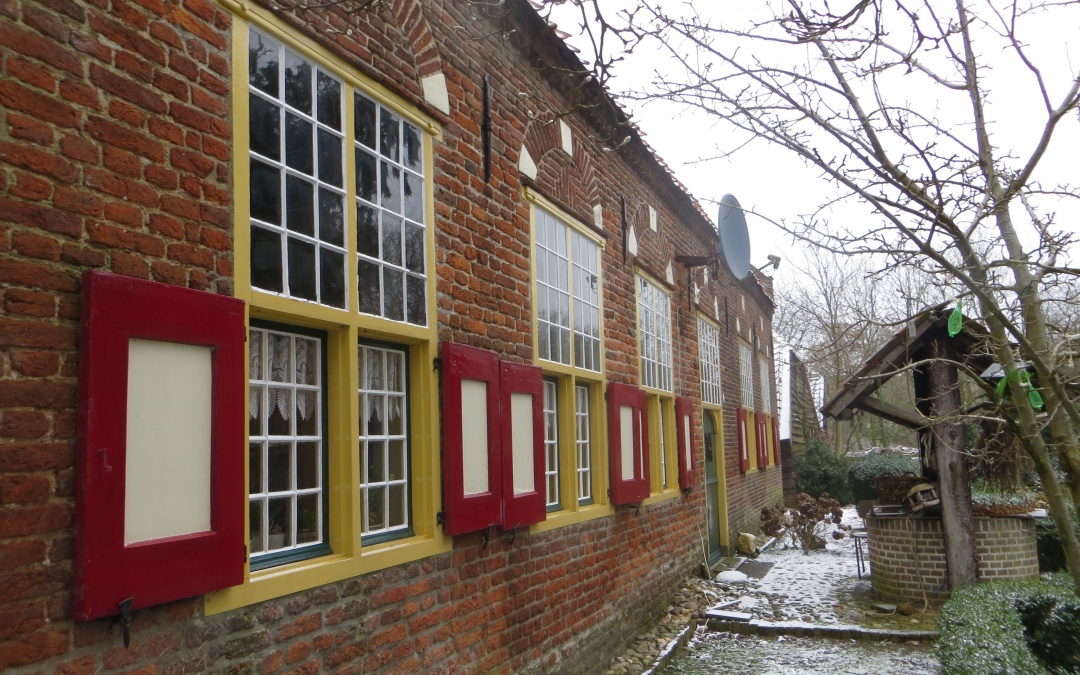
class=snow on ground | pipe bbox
[707,506,938,629]
[748,505,871,625]
[663,506,941,673]
[667,631,939,675]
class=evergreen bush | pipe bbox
[848,451,920,502]
[794,440,853,505]
[938,574,1075,675]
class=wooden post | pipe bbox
[927,336,979,588]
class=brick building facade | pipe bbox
[0,0,783,671]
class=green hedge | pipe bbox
[938,574,1076,675]
[848,451,919,502]
[794,441,853,505]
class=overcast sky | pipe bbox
[547,1,1080,285]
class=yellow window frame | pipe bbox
[525,189,613,531]
[207,9,449,614]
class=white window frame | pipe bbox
[638,275,672,392]
[698,318,723,406]
[759,355,772,414]
[535,206,601,372]
[543,379,561,509]
[358,342,411,540]
[575,384,593,505]
[740,342,754,409]
[248,325,327,567]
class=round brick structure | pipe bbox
[865,514,1039,604]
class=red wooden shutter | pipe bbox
[756,415,769,468]
[500,362,545,529]
[772,416,782,467]
[675,397,696,490]
[737,407,750,473]
[74,272,245,621]
[440,343,502,535]
[608,382,650,504]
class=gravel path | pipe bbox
[666,631,938,674]
[603,507,941,674]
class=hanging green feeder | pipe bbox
[947,300,963,337]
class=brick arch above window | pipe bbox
[519,120,600,223]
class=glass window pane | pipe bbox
[380,109,400,161]
[355,148,377,203]
[267,496,292,549]
[380,162,401,213]
[406,275,425,326]
[382,214,401,266]
[250,225,283,293]
[317,128,342,187]
[249,386,264,437]
[388,484,406,528]
[318,188,344,247]
[387,397,404,436]
[287,238,316,301]
[366,486,385,531]
[295,391,318,436]
[366,349,383,390]
[357,260,381,315]
[249,93,280,160]
[250,159,281,225]
[319,248,345,309]
[296,493,319,543]
[404,223,424,274]
[384,269,403,322]
[357,203,379,258]
[295,337,317,385]
[267,443,291,492]
[388,440,405,480]
[249,500,265,553]
[285,175,314,235]
[316,71,341,131]
[296,442,318,489]
[267,388,290,435]
[387,352,403,392]
[249,442,263,493]
[402,122,422,172]
[283,51,311,114]
[367,395,385,435]
[248,30,279,96]
[367,440,385,483]
[285,113,313,175]
[354,93,376,148]
[403,173,423,223]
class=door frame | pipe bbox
[702,407,729,561]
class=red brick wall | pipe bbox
[0,0,783,670]
[866,515,1039,604]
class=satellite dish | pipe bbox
[716,194,751,280]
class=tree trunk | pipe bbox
[928,337,979,589]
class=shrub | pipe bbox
[1015,594,1080,674]
[848,451,920,502]
[938,573,1075,675]
[795,440,853,505]
[760,493,844,555]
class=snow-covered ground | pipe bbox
[667,631,939,675]
[607,506,941,674]
[664,506,941,673]
[710,506,937,630]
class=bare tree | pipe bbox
[775,248,973,454]
[548,0,1080,593]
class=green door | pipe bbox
[703,411,723,561]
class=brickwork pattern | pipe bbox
[866,515,1039,604]
[0,0,784,670]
